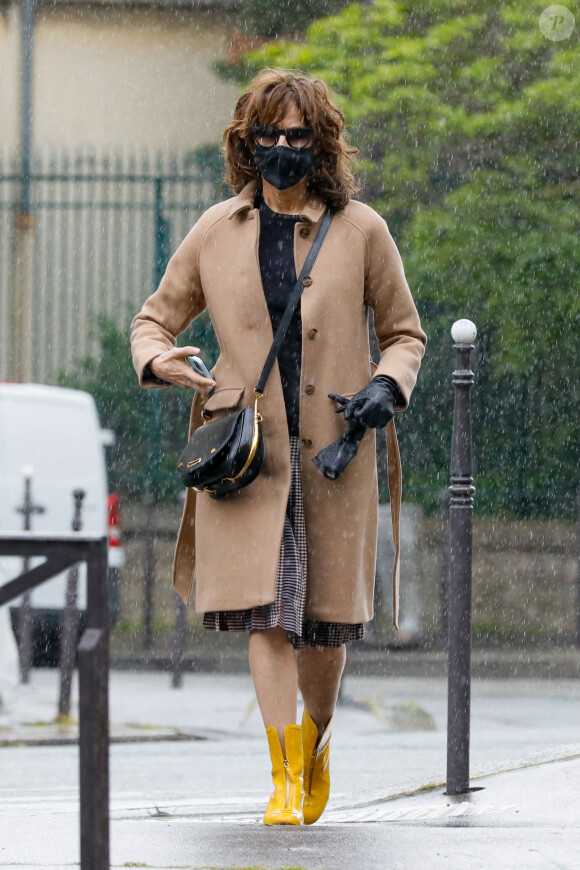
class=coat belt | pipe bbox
[386,419,402,630]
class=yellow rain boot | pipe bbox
[263,724,304,826]
[302,709,332,824]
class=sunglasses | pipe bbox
[251,125,315,150]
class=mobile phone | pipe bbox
[186,355,213,381]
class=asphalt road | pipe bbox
[1,670,579,869]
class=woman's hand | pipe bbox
[149,345,217,391]
[330,376,400,429]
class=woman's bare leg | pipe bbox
[249,626,298,753]
[296,645,346,731]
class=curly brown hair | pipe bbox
[223,68,358,211]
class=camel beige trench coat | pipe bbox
[131,181,426,627]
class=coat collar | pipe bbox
[228,180,327,224]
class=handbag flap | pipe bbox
[180,410,240,465]
[202,386,245,416]
[178,403,254,486]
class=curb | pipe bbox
[109,647,580,679]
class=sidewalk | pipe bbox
[1,669,579,869]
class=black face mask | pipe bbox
[253,144,315,190]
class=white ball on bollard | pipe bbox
[451,319,477,344]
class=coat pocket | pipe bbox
[201,386,245,420]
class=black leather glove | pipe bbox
[329,376,401,429]
[312,417,366,480]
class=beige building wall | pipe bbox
[0,2,240,152]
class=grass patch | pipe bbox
[471,621,547,641]
[389,700,437,732]
[55,713,78,726]
[114,619,173,635]
[147,806,173,818]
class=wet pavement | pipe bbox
[1,669,579,868]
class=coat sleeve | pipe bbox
[364,214,426,409]
[130,215,210,387]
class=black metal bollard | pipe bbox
[16,466,45,683]
[446,319,477,796]
[58,489,85,721]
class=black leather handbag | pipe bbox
[177,208,333,499]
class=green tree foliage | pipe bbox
[229,0,580,517]
[238,0,350,40]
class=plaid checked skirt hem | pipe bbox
[203,436,366,648]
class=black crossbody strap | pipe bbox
[255,208,333,396]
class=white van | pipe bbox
[0,383,122,664]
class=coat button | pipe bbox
[300,227,311,238]
[305,384,315,394]
[301,438,313,449]
[302,276,313,287]
[308,328,318,340]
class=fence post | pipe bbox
[154,176,170,287]
[58,489,85,721]
[143,491,156,652]
[446,319,476,796]
[142,178,170,651]
[12,0,37,383]
[171,595,187,688]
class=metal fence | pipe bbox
[0,150,216,383]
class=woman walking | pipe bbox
[131,68,426,825]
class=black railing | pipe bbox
[0,532,109,870]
